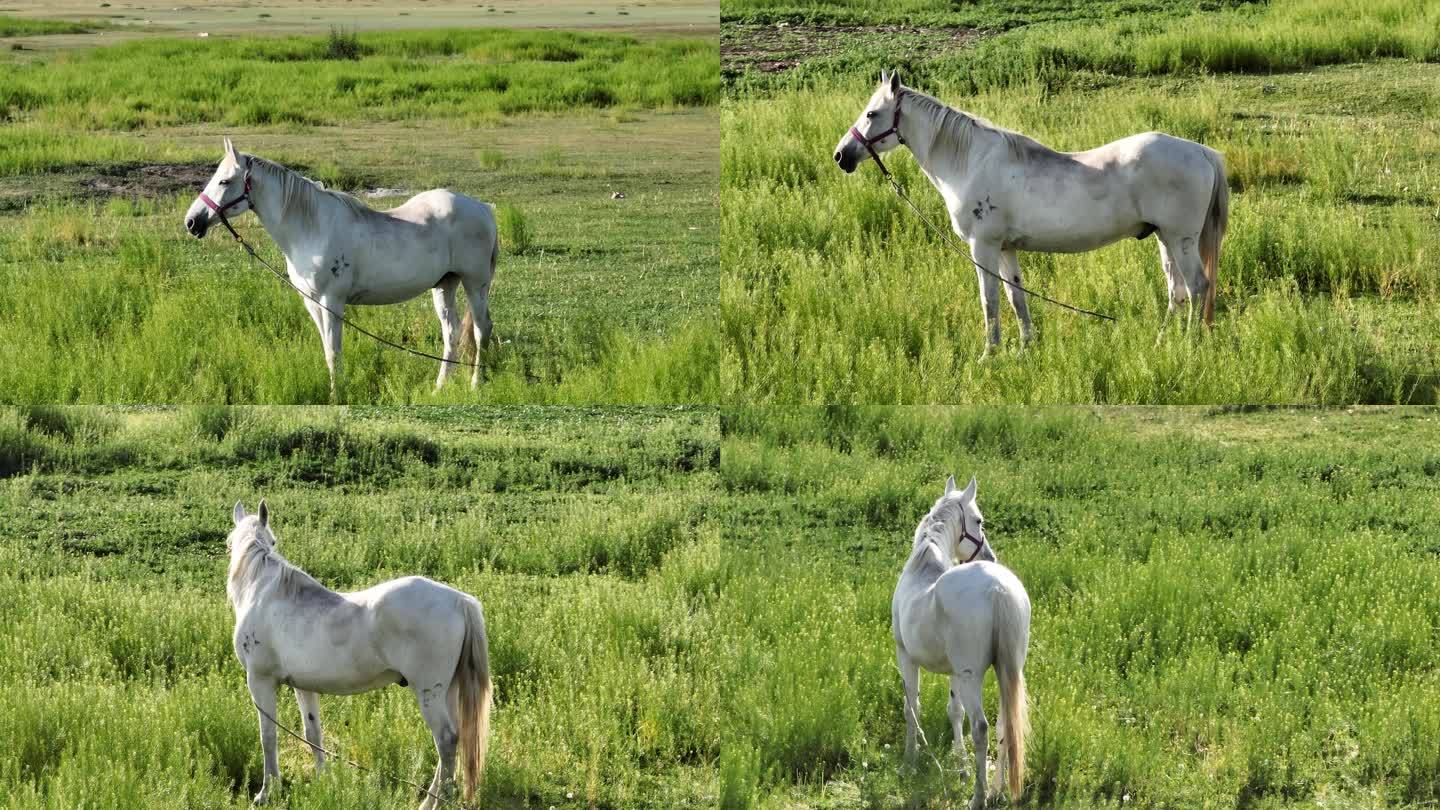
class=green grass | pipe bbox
[721,0,1440,404]
[0,29,718,132]
[0,405,726,808]
[717,405,1440,807]
[0,28,719,405]
[0,14,102,37]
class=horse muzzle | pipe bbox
[834,148,858,174]
[185,212,210,239]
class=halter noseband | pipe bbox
[199,164,252,241]
[849,90,905,177]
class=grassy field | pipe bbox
[0,27,719,404]
[718,405,1440,807]
[721,0,1440,404]
[0,404,731,808]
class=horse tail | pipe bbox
[992,585,1030,802]
[459,310,475,359]
[1199,146,1229,326]
[457,595,492,805]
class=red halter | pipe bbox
[849,90,905,177]
[199,166,252,241]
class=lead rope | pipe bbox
[250,698,467,809]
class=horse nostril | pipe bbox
[185,217,195,230]
[834,151,842,162]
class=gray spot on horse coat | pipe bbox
[307,713,315,724]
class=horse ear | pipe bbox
[257,499,269,527]
[888,70,901,94]
[233,501,246,525]
[879,69,890,87]
[962,476,978,501]
[944,475,957,495]
[224,137,237,160]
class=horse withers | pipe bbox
[186,139,498,398]
[226,500,492,808]
[837,72,1228,353]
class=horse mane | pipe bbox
[226,519,331,604]
[903,88,1062,166]
[906,496,963,574]
[246,155,380,231]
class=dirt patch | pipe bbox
[79,163,214,198]
[722,23,985,76]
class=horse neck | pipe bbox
[900,92,980,182]
[247,160,313,255]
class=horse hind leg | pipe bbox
[1158,231,1207,334]
[413,679,460,810]
[952,673,989,810]
[431,274,462,390]
[459,275,494,389]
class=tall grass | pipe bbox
[722,67,1440,403]
[717,405,1440,807]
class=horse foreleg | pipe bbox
[999,249,1032,346]
[294,688,325,772]
[316,296,345,403]
[431,277,462,390]
[898,646,921,764]
[970,240,1003,357]
[948,677,970,777]
[247,672,282,805]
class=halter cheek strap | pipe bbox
[199,166,252,241]
[959,527,986,563]
[849,91,905,177]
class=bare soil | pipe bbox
[78,163,212,198]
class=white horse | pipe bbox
[893,476,1030,810]
[227,500,492,808]
[836,72,1229,354]
[185,139,499,397]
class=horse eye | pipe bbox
[219,179,230,186]
[865,111,876,119]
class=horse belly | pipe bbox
[347,260,447,305]
[1009,204,1142,253]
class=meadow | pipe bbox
[721,0,1440,404]
[0,26,719,404]
[0,404,730,808]
[718,405,1440,807]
